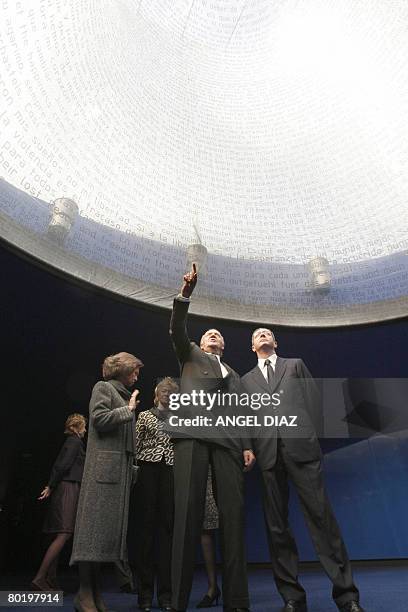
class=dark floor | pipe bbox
[1,564,406,611]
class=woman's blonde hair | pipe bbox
[154,376,179,406]
[102,352,144,381]
[64,413,87,435]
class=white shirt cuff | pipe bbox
[176,294,190,302]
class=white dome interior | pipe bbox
[1,0,408,325]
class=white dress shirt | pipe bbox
[206,352,229,378]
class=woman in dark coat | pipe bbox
[70,352,143,612]
[31,413,86,591]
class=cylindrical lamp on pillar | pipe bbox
[47,198,79,244]
[308,256,331,292]
[186,243,208,277]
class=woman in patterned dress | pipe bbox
[135,377,179,612]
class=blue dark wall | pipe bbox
[1,242,407,567]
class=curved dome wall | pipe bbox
[1,1,408,326]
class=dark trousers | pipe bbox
[171,439,249,611]
[261,439,359,607]
[114,556,134,589]
[136,459,174,605]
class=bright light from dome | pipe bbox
[0,0,408,326]
[0,0,408,264]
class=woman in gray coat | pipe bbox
[71,352,143,612]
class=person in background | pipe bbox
[135,377,178,612]
[31,413,86,591]
[70,352,143,612]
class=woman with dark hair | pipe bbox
[70,351,143,612]
[31,413,87,591]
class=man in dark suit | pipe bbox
[241,328,364,612]
[169,264,255,612]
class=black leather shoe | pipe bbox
[282,601,308,612]
[139,604,152,612]
[338,602,365,612]
[159,606,172,612]
[223,608,251,612]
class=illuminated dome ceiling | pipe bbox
[0,0,408,326]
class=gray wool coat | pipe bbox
[70,379,136,563]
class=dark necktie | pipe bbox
[265,358,274,386]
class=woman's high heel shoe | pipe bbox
[196,586,221,608]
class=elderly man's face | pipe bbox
[200,328,225,355]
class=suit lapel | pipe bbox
[222,361,234,377]
[207,353,223,378]
[251,365,271,394]
[249,357,287,394]
[270,356,286,394]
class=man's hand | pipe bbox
[181,262,198,298]
[243,449,256,472]
[129,389,140,412]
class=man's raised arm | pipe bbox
[169,263,198,363]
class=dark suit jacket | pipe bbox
[48,434,85,489]
[169,297,251,452]
[241,356,322,469]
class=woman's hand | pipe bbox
[38,486,51,500]
[129,389,140,412]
